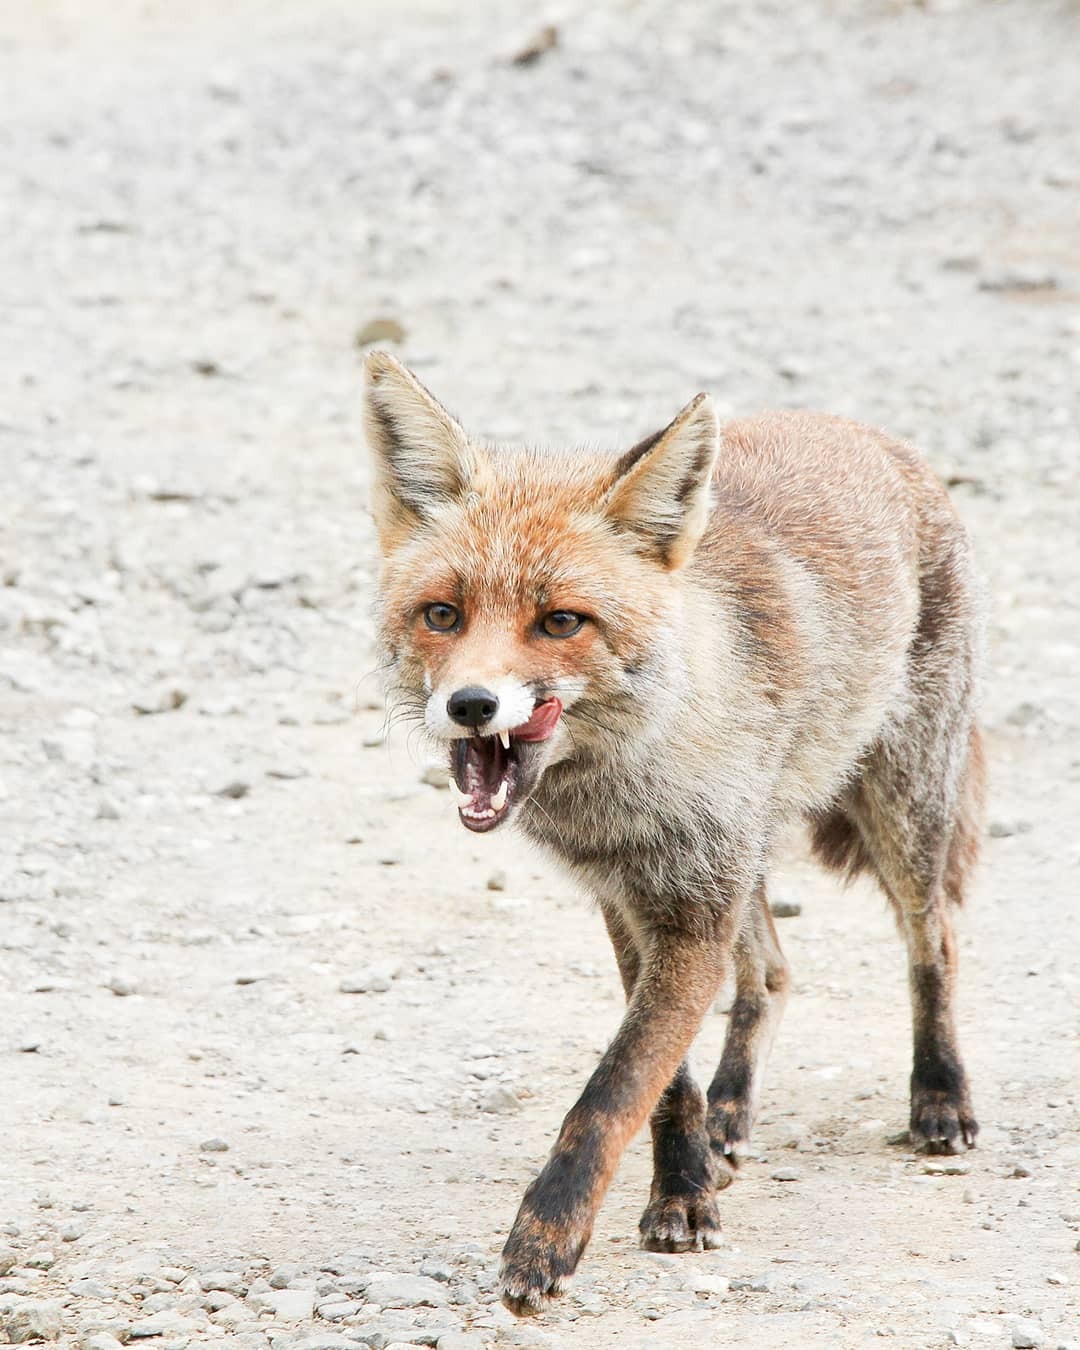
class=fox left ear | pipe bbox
[363,351,475,548]
[604,393,719,569]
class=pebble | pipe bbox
[81,1335,124,1350]
[340,965,399,994]
[485,869,507,892]
[363,1273,450,1308]
[214,779,251,799]
[770,1167,802,1182]
[95,797,122,820]
[131,684,188,715]
[269,1264,304,1289]
[436,1335,487,1350]
[315,1299,363,1320]
[106,975,135,997]
[1011,1320,1043,1348]
[418,1258,454,1283]
[199,1137,230,1153]
[199,1269,245,1293]
[0,1247,16,1276]
[478,1084,521,1114]
[922,1159,970,1176]
[769,898,802,918]
[128,1310,199,1338]
[0,1295,62,1343]
[262,1288,314,1320]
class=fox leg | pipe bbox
[706,882,790,1162]
[847,699,983,1152]
[499,904,739,1315]
[600,904,726,1253]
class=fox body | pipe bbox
[364,353,985,1315]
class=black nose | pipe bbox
[447,686,499,729]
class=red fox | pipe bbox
[363,351,985,1316]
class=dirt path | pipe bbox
[2,2,1078,1347]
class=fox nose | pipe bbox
[447,686,499,730]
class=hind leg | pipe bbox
[706,882,791,1163]
[600,903,725,1253]
[853,723,983,1153]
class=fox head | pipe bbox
[363,352,719,833]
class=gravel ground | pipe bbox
[2,2,1079,1347]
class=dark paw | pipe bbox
[499,1216,588,1316]
[639,1191,723,1253]
[910,1086,978,1153]
[706,1098,753,1173]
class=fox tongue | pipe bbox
[512,697,563,742]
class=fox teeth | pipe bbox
[447,779,471,807]
[498,729,510,750]
[490,779,508,812]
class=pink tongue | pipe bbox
[512,697,563,742]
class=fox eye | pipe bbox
[424,602,460,632]
[540,610,586,638]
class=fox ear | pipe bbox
[604,393,719,569]
[363,352,473,544]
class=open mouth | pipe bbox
[448,698,562,832]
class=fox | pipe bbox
[362,351,985,1316]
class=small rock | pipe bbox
[418,1258,454,1283]
[340,965,399,994]
[510,22,558,66]
[316,1299,363,1320]
[106,975,135,997]
[988,819,1032,839]
[199,1137,230,1153]
[1011,1319,1043,1348]
[131,685,188,715]
[356,317,407,347]
[25,1250,55,1269]
[437,1335,487,1350]
[199,1270,246,1295]
[363,1273,450,1309]
[95,798,122,821]
[770,1168,802,1182]
[769,898,802,918]
[1046,1271,1068,1285]
[59,1222,84,1242]
[81,1335,124,1350]
[922,1159,970,1176]
[213,779,250,799]
[266,764,309,781]
[486,869,507,892]
[0,1296,63,1342]
[478,1084,521,1114]
[684,1271,729,1295]
[979,264,1059,293]
[263,1287,315,1320]
[128,1311,198,1338]
[0,1247,17,1275]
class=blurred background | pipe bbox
[1,2,1077,1347]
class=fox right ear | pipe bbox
[604,393,719,569]
[363,352,474,547]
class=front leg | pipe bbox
[499,914,736,1315]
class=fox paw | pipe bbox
[499,1218,587,1317]
[639,1192,724,1253]
[706,1098,753,1170]
[910,1086,978,1154]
